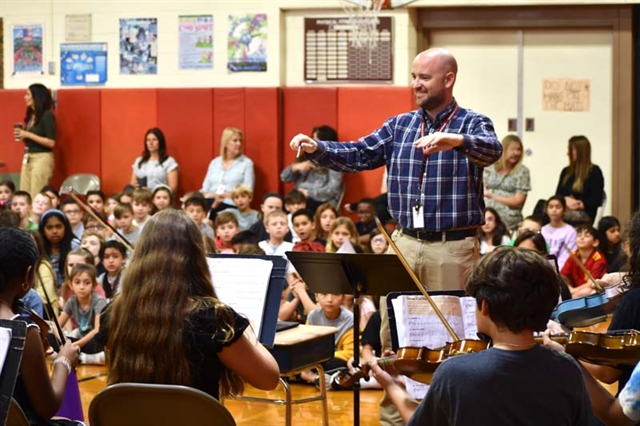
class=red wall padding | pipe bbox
[157,88,214,196]
[337,87,415,210]
[212,88,245,156]
[100,89,158,196]
[54,90,102,187]
[243,88,281,206]
[1,87,415,213]
[0,90,28,174]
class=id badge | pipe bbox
[22,153,29,165]
[412,204,425,228]
[215,184,225,195]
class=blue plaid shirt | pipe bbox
[308,99,502,231]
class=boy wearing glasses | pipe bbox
[61,198,85,239]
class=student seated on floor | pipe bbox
[299,293,354,389]
[371,247,591,426]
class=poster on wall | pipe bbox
[227,14,267,72]
[542,78,591,112]
[178,15,213,70]
[65,14,92,42]
[12,24,44,77]
[60,43,107,86]
[119,17,157,74]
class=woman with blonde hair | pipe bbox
[201,127,255,218]
[555,135,604,225]
[483,134,531,231]
[98,209,279,399]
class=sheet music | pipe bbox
[394,295,478,399]
[206,257,273,339]
[0,327,12,375]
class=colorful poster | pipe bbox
[119,18,157,74]
[12,24,44,76]
[227,14,267,72]
[60,43,107,86]
[178,15,213,70]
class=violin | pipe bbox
[13,300,52,350]
[337,340,490,387]
[542,329,640,368]
[551,281,628,328]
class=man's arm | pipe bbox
[290,118,397,173]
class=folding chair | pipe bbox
[89,383,236,426]
[60,173,101,195]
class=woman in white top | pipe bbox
[201,127,255,214]
[130,128,179,194]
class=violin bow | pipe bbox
[61,187,134,252]
[375,218,460,341]
[561,241,604,292]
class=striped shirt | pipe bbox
[308,100,502,231]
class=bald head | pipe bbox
[411,48,458,116]
[415,48,458,75]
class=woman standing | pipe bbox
[555,135,604,225]
[201,127,254,214]
[13,83,56,197]
[483,134,531,231]
[130,127,179,195]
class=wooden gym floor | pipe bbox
[76,365,384,425]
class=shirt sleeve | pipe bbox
[620,362,640,421]
[164,156,179,173]
[515,166,531,194]
[280,164,298,183]
[242,157,255,190]
[41,110,56,139]
[457,113,502,167]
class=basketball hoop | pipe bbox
[338,0,389,51]
[338,0,417,62]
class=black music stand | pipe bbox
[286,252,417,426]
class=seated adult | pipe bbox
[555,135,604,225]
[97,209,279,399]
[201,127,254,217]
[130,127,179,195]
[281,125,343,213]
[483,134,531,232]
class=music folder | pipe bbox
[206,254,286,348]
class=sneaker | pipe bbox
[313,374,332,391]
[79,351,106,365]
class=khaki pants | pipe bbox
[378,229,479,425]
[20,152,54,197]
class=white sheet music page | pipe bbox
[0,327,12,374]
[396,295,478,400]
[206,257,273,339]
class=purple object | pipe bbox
[55,370,84,421]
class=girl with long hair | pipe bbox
[130,127,180,194]
[38,209,79,288]
[99,209,279,398]
[555,135,604,224]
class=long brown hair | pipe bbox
[106,209,243,396]
[494,134,523,175]
[563,135,593,193]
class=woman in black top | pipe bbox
[14,83,56,197]
[555,135,604,225]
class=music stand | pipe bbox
[286,252,417,426]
